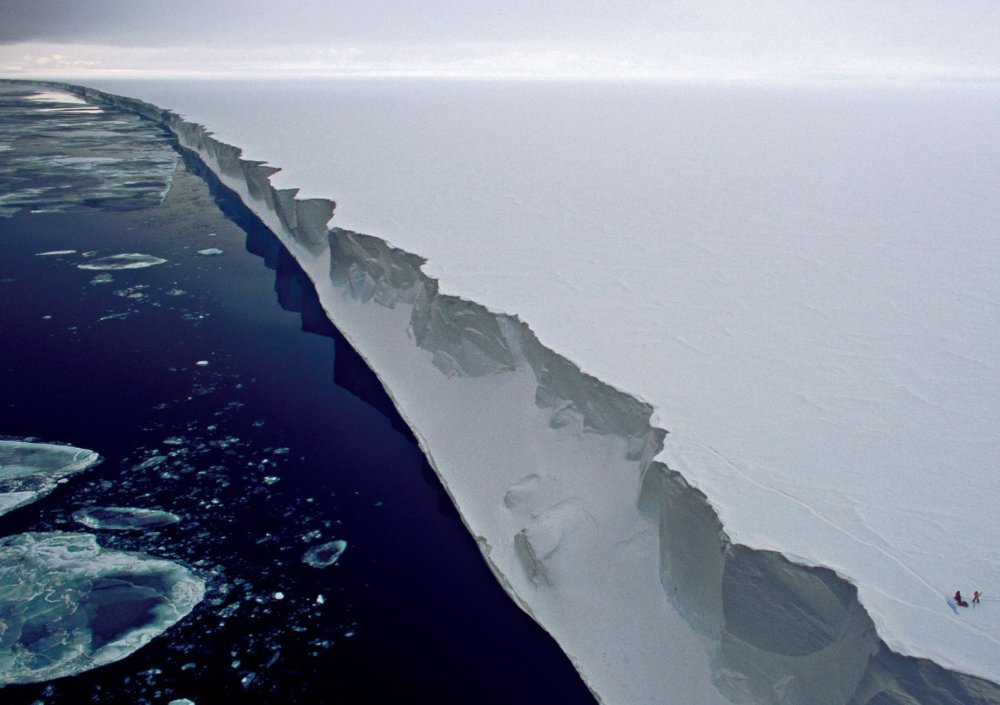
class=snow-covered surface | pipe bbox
[81,78,1000,688]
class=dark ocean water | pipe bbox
[0,83,594,705]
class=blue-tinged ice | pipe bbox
[73,506,181,531]
[302,540,347,568]
[0,440,100,517]
[77,253,167,270]
[0,532,204,685]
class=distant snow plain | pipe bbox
[82,77,1000,697]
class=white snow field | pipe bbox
[65,78,1000,704]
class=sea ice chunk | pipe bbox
[77,253,167,270]
[302,540,347,568]
[196,248,223,256]
[73,506,181,531]
[0,440,101,517]
[0,532,205,685]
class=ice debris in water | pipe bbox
[196,248,223,256]
[73,506,181,531]
[302,540,347,569]
[35,249,77,256]
[0,532,205,685]
[168,700,196,705]
[90,273,114,285]
[0,440,101,517]
[77,253,167,270]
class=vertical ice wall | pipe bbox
[23,79,1000,705]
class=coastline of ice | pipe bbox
[23,78,1000,704]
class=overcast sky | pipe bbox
[1,0,998,80]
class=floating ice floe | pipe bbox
[302,540,347,569]
[0,440,101,517]
[0,531,205,685]
[77,253,167,270]
[35,249,77,256]
[73,506,181,531]
[196,248,223,256]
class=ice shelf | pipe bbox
[19,78,1000,705]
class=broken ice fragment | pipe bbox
[196,248,223,256]
[302,540,347,568]
[133,455,167,470]
[0,440,101,517]
[90,273,114,285]
[73,506,181,531]
[77,253,167,270]
[0,532,204,685]
[35,249,77,256]
[195,360,209,367]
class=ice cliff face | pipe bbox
[26,79,1000,705]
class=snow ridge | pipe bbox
[22,79,1000,705]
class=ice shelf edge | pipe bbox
[17,78,999,705]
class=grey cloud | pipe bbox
[1,0,997,79]
[0,0,605,46]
